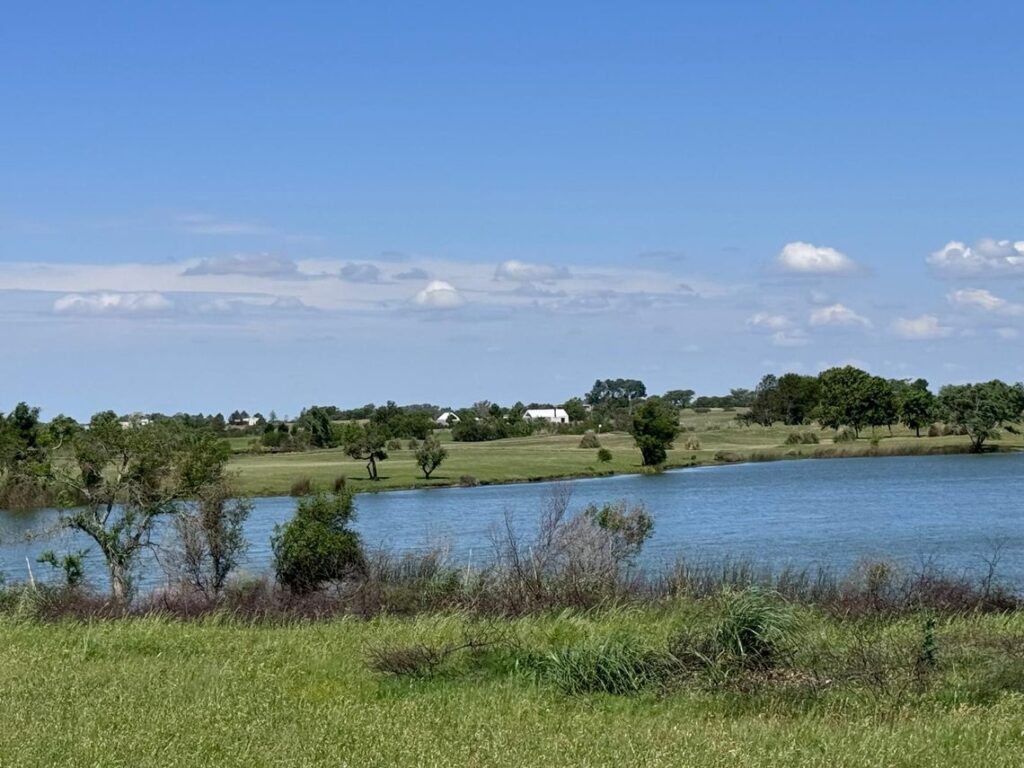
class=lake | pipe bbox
[2,453,1023,591]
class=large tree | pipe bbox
[662,389,696,410]
[52,414,232,602]
[936,380,1024,452]
[630,397,681,466]
[775,373,821,425]
[342,423,389,479]
[585,378,648,410]
[817,366,874,436]
[893,379,934,437]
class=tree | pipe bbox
[272,491,365,594]
[562,397,588,423]
[863,376,898,434]
[936,381,1024,452]
[343,424,389,479]
[630,396,680,466]
[745,375,780,426]
[52,415,232,602]
[168,482,252,597]
[297,405,336,448]
[662,389,696,409]
[775,374,820,425]
[414,435,448,479]
[817,366,874,436]
[894,379,934,437]
[585,378,647,410]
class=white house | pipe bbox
[435,411,461,427]
[524,407,569,424]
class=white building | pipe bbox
[435,411,461,426]
[524,407,569,424]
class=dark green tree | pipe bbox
[936,380,1024,452]
[894,379,935,437]
[343,423,389,479]
[817,366,874,436]
[630,396,680,466]
[662,389,696,409]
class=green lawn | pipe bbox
[2,607,1022,767]
[229,410,1021,497]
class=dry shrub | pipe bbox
[578,432,601,449]
[289,477,313,496]
[684,436,701,450]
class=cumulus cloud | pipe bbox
[928,239,1024,276]
[891,314,951,340]
[182,253,300,278]
[414,280,463,309]
[339,262,383,283]
[494,260,571,282]
[776,242,857,274]
[948,288,1024,316]
[809,303,871,328]
[53,292,173,315]
[746,312,792,331]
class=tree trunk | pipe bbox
[108,562,132,604]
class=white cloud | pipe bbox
[891,314,951,340]
[53,292,173,315]
[928,239,1024,276]
[947,288,1024,316]
[809,303,871,328]
[771,329,809,347]
[746,312,792,331]
[494,260,570,282]
[413,280,463,309]
[777,242,857,274]
[182,253,301,278]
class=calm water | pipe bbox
[2,453,1023,591]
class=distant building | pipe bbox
[435,411,461,427]
[118,414,152,429]
[524,407,569,424]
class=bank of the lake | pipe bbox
[5,452,1024,592]
[227,411,1020,499]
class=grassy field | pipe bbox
[228,410,1024,497]
[2,606,1023,767]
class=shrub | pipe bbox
[713,451,742,463]
[833,427,858,443]
[407,438,420,450]
[386,438,403,451]
[332,475,347,493]
[596,447,613,463]
[784,431,819,445]
[578,432,601,449]
[289,476,313,497]
[458,474,479,487]
[271,491,365,594]
[684,436,701,450]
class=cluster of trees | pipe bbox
[450,401,534,442]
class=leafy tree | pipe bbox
[52,415,232,602]
[414,435,448,479]
[562,397,588,422]
[894,379,935,437]
[864,376,898,434]
[936,380,1024,452]
[662,389,696,409]
[775,374,820,425]
[630,396,680,466]
[343,423,389,479]
[297,405,336,448]
[585,378,647,410]
[745,375,780,426]
[272,491,365,594]
[817,366,874,436]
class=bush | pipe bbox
[833,427,858,443]
[458,474,479,487]
[289,477,313,497]
[578,432,601,449]
[784,431,819,445]
[713,450,742,463]
[386,438,403,451]
[596,447,613,463]
[407,438,420,450]
[271,491,365,594]
[684,436,701,450]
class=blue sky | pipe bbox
[3,2,1024,419]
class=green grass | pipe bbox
[2,606,1023,766]
[228,410,1024,497]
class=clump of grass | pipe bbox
[684,436,701,450]
[332,475,347,493]
[289,476,313,496]
[458,474,479,487]
[386,439,403,451]
[406,438,420,450]
[528,636,667,695]
[596,447,613,463]
[784,431,819,445]
[578,432,601,449]
[713,450,743,463]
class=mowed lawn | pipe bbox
[2,609,1023,767]
[228,410,1021,497]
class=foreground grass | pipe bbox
[229,410,1023,497]
[1,606,1022,767]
